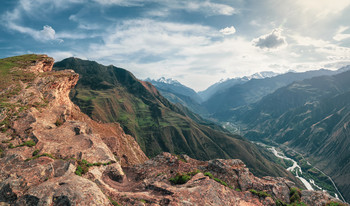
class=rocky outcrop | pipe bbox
[0,54,347,205]
[0,55,147,205]
[99,152,345,205]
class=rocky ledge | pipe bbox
[0,55,347,206]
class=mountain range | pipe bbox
[0,54,346,205]
[148,69,346,119]
[198,71,280,101]
[228,69,350,201]
[141,66,350,202]
[53,58,298,179]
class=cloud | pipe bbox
[79,19,283,91]
[333,26,350,41]
[293,0,350,20]
[220,26,236,35]
[253,29,287,49]
[93,0,142,6]
[7,23,62,42]
[93,0,236,16]
[40,25,56,41]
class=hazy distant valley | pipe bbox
[146,66,350,202]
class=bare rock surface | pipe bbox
[100,152,345,206]
[0,55,146,205]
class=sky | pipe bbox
[1,0,350,91]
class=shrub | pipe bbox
[169,173,191,185]
[289,187,302,203]
[169,169,203,185]
[275,199,288,206]
[187,169,200,176]
[108,197,120,206]
[23,140,36,147]
[204,172,214,178]
[75,160,89,176]
[204,172,233,188]
[8,140,36,148]
[174,154,187,162]
[214,177,228,187]
[55,118,64,127]
[32,149,40,156]
[249,189,271,198]
[25,153,56,161]
[326,202,347,206]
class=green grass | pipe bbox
[174,154,187,162]
[326,201,347,206]
[0,54,45,90]
[249,189,272,198]
[8,140,36,148]
[54,118,64,127]
[25,153,56,161]
[169,173,192,185]
[108,197,121,206]
[204,172,214,178]
[75,159,114,176]
[290,187,301,200]
[213,177,228,187]
[204,171,233,189]
[0,54,52,134]
[32,149,40,156]
[169,169,201,185]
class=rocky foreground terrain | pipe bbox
[0,55,346,205]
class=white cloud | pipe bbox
[253,28,287,49]
[93,0,236,16]
[333,26,350,41]
[93,0,142,6]
[293,0,350,20]
[7,23,62,42]
[220,26,236,35]
[40,25,56,41]
[78,19,289,91]
[290,34,330,47]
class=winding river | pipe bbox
[269,147,314,190]
[266,146,346,203]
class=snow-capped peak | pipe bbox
[247,71,279,80]
[146,77,181,85]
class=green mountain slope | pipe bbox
[54,57,299,180]
[230,70,350,201]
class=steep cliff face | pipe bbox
[0,54,147,205]
[0,55,346,206]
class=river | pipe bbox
[268,147,314,190]
[266,146,347,202]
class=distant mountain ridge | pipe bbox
[198,71,280,101]
[145,77,201,103]
[203,68,349,120]
[145,77,206,114]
